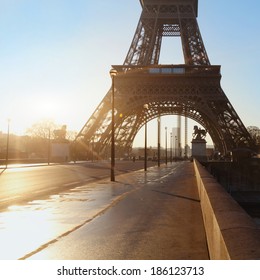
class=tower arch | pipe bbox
[76,0,255,159]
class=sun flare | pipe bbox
[31,96,61,120]
[5,95,70,135]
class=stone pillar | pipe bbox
[191,139,207,161]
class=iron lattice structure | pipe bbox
[76,0,254,158]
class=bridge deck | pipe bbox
[28,161,209,260]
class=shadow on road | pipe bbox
[0,168,6,175]
[152,189,200,203]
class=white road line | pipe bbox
[0,195,21,202]
[63,181,80,187]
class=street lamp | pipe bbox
[143,104,149,171]
[110,68,117,181]
[175,135,178,160]
[165,126,168,165]
[5,119,10,169]
[157,115,161,167]
[91,137,94,162]
[170,132,173,163]
[48,127,51,165]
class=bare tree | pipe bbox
[26,119,58,139]
[247,126,260,145]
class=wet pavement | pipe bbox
[0,175,134,259]
[0,161,209,260]
[0,161,157,211]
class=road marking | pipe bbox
[0,195,21,202]
[63,181,80,188]
[33,190,44,194]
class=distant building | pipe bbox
[51,143,70,162]
[132,147,158,160]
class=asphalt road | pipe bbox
[0,161,208,260]
[27,162,209,260]
[0,161,156,211]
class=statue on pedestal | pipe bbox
[192,125,207,140]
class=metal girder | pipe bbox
[124,0,206,66]
[109,65,254,154]
[76,0,255,159]
[77,65,254,156]
[180,18,210,65]
[140,0,198,17]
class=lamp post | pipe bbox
[157,115,161,167]
[143,104,149,171]
[165,126,168,165]
[110,68,117,181]
[91,137,94,162]
[170,132,173,163]
[48,127,51,165]
[5,119,10,169]
[175,135,178,160]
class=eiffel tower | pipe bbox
[76,0,255,159]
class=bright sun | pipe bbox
[37,99,58,119]
[7,95,68,135]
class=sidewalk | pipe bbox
[26,161,209,260]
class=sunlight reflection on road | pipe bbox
[0,165,171,260]
[0,181,133,260]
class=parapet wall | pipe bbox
[194,159,260,260]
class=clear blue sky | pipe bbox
[0,0,260,147]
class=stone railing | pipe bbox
[194,159,260,259]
